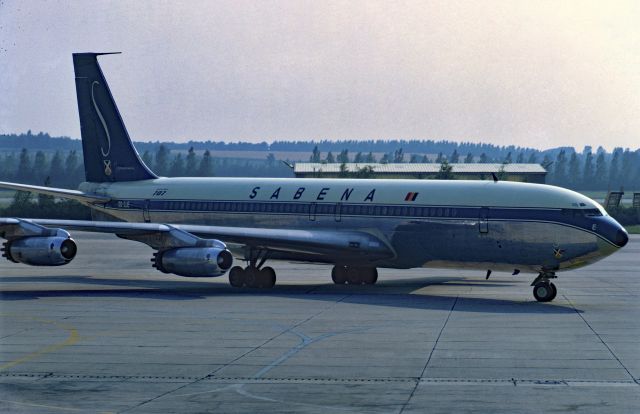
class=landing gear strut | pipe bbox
[229,249,276,288]
[331,265,378,285]
[531,272,557,302]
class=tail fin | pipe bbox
[73,53,157,182]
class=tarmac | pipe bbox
[0,232,638,413]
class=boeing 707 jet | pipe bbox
[0,53,629,302]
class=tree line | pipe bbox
[0,131,540,159]
[308,146,640,191]
[1,132,639,191]
[0,145,292,189]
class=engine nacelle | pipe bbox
[2,236,77,266]
[152,247,233,277]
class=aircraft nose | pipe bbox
[614,228,629,248]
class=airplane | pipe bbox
[0,52,629,302]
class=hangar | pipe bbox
[294,163,548,183]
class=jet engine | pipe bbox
[2,236,77,266]
[151,247,233,277]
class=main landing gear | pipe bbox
[531,272,557,302]
[229,265,276,288]
[331,265,378,285]
[229,249,276,288]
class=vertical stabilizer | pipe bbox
[73,53,157,182]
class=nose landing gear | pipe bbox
[531,272,557,302]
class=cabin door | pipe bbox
[334,203,342,222]
[479,207,489,233]
[309,202,317,221]
[143,199,151,223]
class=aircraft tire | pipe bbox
[533,281,555,302]
[548,282,557,301]
[331,266,348,284]
[244,267,257,288]
[258,266,276,289]
[346,267,363,285]
[364,268,378,285]
[229,266,244,288]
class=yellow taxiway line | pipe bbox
[0,314,79,371]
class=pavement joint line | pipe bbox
[563,294,639,385]
[118,292,354,411]
[3,372,638,387]
[399,295,459,414]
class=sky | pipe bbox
[0,0,639,150]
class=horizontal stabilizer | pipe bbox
[0,181,110,204]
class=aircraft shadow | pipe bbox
[0,274,581,314]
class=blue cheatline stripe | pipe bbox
[99,198,617,244]
[102,198,599,223]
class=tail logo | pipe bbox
[91,81,112,157]
[103,160,112,176]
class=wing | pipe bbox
[0,218,395,263]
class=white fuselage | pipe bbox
[80,177,625,273]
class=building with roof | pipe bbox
[294,163,547,183]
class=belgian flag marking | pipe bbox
[405,192,419,201]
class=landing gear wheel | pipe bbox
[257,266,276,289]
[244,267,257,288]
[331,266,348,284]
[229,266,244,288]
[346,267,363,285]
[548,282,557,301]
[533,281,556,302]
[362,268,378,285]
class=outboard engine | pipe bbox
[2,233,77,266]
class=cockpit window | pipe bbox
[583,209,602,217]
